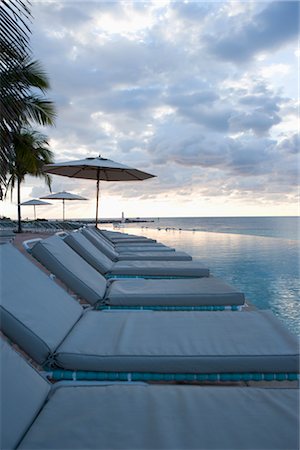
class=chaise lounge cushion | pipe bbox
[2,337,299,450]
[106,276,245,306]
[67,231,192,261]
[0,244,83,364]
[18,385,299,450]
[1,339,50,450]
[83,228,175,252]
[35,235,209,278]
[31,236,108,303]
[55,310,299,373]
[114,251,192,261]
[26,236,240,308]
[99,229,157,243]
[78,230,119,260]
[64,233,115,271]
[110,260,209,277]
[1,245,298,378]
[28,236,206,308]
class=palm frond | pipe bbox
[23,95,56,126]
[0,0,32,188]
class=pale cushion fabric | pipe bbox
[115,241,167,248]
[110,260,209,277]
[77,230,192,261]
[100,230,148,238]
[106,237,156,244]
[106,276,245,306]
[39,235,209,278]
[29,235,206,307]
[1,245,298,377]
[18,385,299,450]
[114,251,192,261]
[1,338,50,450]
[3,338,298,450]
[31,236,108,304]
[55,310,299,373]
[81,229,119,260]
[99,229,156,243]
[83,228,173,252]
[0,244,82,364]
[64,233,115,271]
[115,244,175,252]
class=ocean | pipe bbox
[110,217,299,335]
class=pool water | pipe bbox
[115,226,299,336]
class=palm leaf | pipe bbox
[0,0,32,187]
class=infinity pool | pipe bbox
[117,226,299,335]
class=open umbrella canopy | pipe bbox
[43,156,155,181]
[21,199,52,206]
[20,199,52,220]
[40,191,87,221]
[40,191,87,201]
[43,156,155,226]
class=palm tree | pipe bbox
[1,57,56,192]
[6,128,54,232]
[0,0,32,186]
[1,1,56,194]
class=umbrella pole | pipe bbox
[63,199,65,221]
[96,170,100,228]
[34,205,36,221]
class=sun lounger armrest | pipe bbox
[23,238,43,253]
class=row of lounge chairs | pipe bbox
[1,227,299,449]
[0,219,83,232]
[25,229,241,308]
[24,233,240,309]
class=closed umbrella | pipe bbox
[40,191,87,221]
[20,199,52,220]
[43,156,155,227]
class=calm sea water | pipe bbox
[112,217,299,335]
[135,216,299,240]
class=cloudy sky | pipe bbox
[3,1,299,220]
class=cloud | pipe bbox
[170,2,213,22]
[8,0,296,217]
[206,1,299,63]
[277,134,300,155]
[229,110,281,136]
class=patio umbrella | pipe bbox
[43,156,155,227]
[20,199,52,220]
[40,191,87,221]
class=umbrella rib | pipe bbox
[124,169,144,180]
[70,167,88,178]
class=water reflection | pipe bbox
[114,226,299,335]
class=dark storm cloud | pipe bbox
[206,1,299,63]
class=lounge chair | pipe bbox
[83,227,177,252]
[31,235,209,278]
[2,337,299,450]
[25,236,243,309]
[0,229,15,244]
[65,231,193,261]
[23,238,245,309]
[96,228,157,243]
[1,244,298,382]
